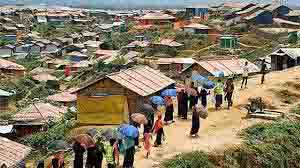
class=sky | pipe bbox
[0,0,299,8]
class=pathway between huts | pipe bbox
[134,67,300,168]
[70,67,300,168]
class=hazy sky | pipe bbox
[1,0,299,7]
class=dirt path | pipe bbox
[134,67,300,168]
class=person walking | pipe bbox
[214,79,224,110]
[182,90,189,119]
[104,139,117,168]
[241,61,249,89]
[199,88,209,108]
[261,59,267,84]
[224,78,234,109]
[143,132,152,158]
[190,106,200,137]
[153,114,164,147]
[189,82,197,110]
[72,141,85,168]
[95,137,105,168]
[47,152,64,168]
[164,96,174,124]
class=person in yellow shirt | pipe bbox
[214,79,224,110]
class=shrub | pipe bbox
[162,151,215,168]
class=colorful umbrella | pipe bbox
[118,124,139,138]
[131,113,148,125]
[161,89,177,97]
[150,96,165,105]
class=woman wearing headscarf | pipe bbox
[164,96,174,124]
[190,106,200,137]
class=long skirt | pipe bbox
[181,102,188,119]
[154,128,164,146]
[123,146,135,168]
[190,116,200,135]
[164,104,174,122]
[86,146,97,168]
[215,95,223,107]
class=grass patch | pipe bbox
[162,121,300,168]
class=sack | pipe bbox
[196,105,208,119]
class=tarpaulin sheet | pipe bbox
[78,95,129,125]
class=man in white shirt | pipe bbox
[241,61,249,89]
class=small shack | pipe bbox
[0,89,14,112]
[186,4,209,20]
[244,10,273,25]
[0,58,26,77]
[220,35,239,49]
[269,48,300,71]
[265,4,290,18]
[0,45,14,58]
[74,66,175,125]
[66,51,88,62]
[182,58,259,81]
[12,103,67,137]
[157,58,195,74]
[0,136,32,167]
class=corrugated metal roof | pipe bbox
[195,59,259,76]
[107,66,175,96]
[13,103,67,123]
[236,6,261,15]
[0,89,13,97]
[183,23,211,30]
[32,73,58,82]
[270,48,300,59]
[244,10,268,20]
[139,13,175,20]
[0,136,31,167]
[47,92,77,102]
[158,58,195,64]
[0,58,25,71]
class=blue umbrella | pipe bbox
[150,96,165,105]
[118,124,139,138]
[212,71,225,77]
[203,80,215,89]
[191,74,207,82]
[161,89,177,97]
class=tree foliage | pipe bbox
[0,38,14,46]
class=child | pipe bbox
[143,132,152,158]
[153,113,165,147]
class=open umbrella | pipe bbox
[139,103,155,115]
[192,74,207,82]
[86,128,98,138]
[150,96,165,105]
[47,140,69,152]
[161,89,177,97]
[72,134,95,149]
[118,124,139,138]
[203,81,215,89]
[131,113,148,125]
[101,128,120,140]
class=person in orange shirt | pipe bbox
[153,114,165,147]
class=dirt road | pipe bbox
[134,67,300,168]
